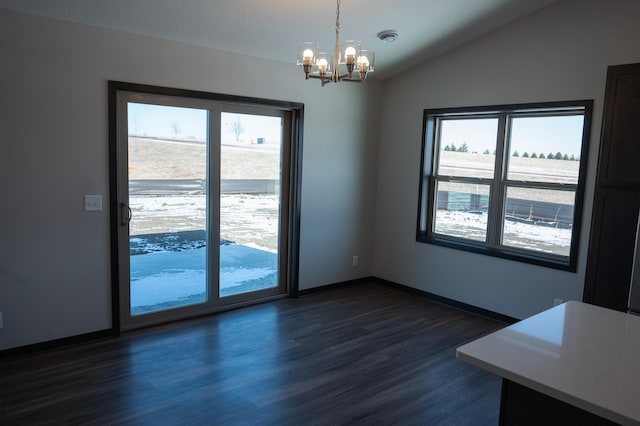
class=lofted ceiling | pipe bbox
[0,0,558,80]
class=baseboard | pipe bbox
[0,329,114,360]
[297,276,374,297]
[374,277,518,324]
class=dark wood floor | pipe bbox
[0,281,505,425]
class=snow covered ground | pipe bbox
[129,193,279,315]
[130,245,277,315]
[434,210,571,256]
[129,193,279,252]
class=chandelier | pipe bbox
[297,0,374,86]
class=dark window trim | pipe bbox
[416,100,593,272]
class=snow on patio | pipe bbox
[129,193,279,315]
[130,245,277,315]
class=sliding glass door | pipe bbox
[113,86,298,331]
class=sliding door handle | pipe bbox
[120,202,132,226]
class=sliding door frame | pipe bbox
[108,81,304,334]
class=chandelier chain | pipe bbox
[333,0,341,81]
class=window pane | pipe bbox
[127,102,208,315]
[502,186,575,257]
[507,115,584,184]
[437,118,498,179]
[219,112,282,298]
[433,181,490,242]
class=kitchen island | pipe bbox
[457,301,640,425]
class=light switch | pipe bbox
[84,195,103,212]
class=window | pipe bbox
[417,101,593,271]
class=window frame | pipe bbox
[416,100,593,272]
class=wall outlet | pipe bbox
[352,255,359,267]
[553,298,564,306]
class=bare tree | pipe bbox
[229,118,245,142]
[169,122,181,138]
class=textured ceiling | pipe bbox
[0,0,558,79]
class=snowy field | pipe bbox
[434,210,571,256]
[129,193,279,252]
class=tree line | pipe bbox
[442,143,579,161]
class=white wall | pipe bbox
[373,0,640,319]
[0,9,380,350]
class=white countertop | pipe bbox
[457,301,640,426]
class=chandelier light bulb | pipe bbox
[344,46,356,64]
[357,56,369,73]
[302,49,314,64]
[317,58,329,74]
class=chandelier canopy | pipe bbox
[297,0,374,86]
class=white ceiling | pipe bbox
[0,0,558,79]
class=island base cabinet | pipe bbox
[499,380,619,426]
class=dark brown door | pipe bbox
[583,63,640,311]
